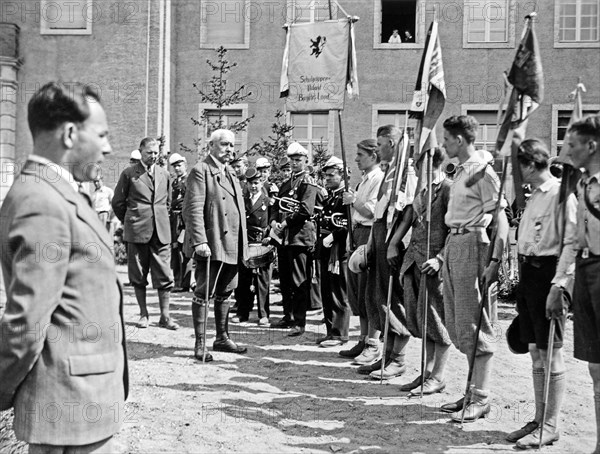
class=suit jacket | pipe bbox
[245,191,270,242]
[182,154,248,264]
[112,161,171,244]
[269,171,317,247]
[0,159,128,445]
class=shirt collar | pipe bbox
[458,149,492,170]
[362,166,382,181]
[28,154,79,192]
[535,176,557,193]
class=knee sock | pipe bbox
[471,387,490,405]
[543,371,565,433]
[532,368,545,423]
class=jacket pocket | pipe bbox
[69,352,118,376]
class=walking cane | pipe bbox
[419,149,434,398]
[380,274,394,383]
[538,318,556,450]
[201,257,223,363]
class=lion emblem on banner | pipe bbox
[309,36,327,58]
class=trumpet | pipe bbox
[325,213,348,228]
[273,196,300,213]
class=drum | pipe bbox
[244,243,277,269]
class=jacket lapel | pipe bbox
[206,155,235,197]
[249,193,267,215]
[22,160,113,252]
[136,162,154,191]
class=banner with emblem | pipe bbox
[280,18,359,112]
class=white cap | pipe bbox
[130,149,141,160]
[323,156,344,170]
[287,142,308,157]
[168,153,186,165]
[255,157,271,169]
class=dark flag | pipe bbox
[495,13,544,210]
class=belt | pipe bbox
[449,226,486,235]
[577,248,600,259]
[518,254,558,268]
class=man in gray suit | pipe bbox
[183,129,248,360]
[0,82,128,452]
[112,137,178,330]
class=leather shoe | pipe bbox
[410,377,446,395]
[288,326,305,337]
[158,317,180,330]
[400,374,429,392]
[230,316,248,324]
[194,350,214,363]
[213,338,247,354]
[357,357,384,375]
[320,338,346,348]
[136,316,149,329]
[258,317,270,326]
[515,427,559,449]
[315,334,332,344]
[506,421,539,442]
[440,396,465,413]
[270,318,293,329]
[339,340,365,358]
[451,401,490,423]
[369,360,406,380]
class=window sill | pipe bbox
[553,41,600,48]
[40,28,92,35]
[200,43,249,50]
[463,41,514,49]
[374,43,423,50]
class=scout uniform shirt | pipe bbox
[577,170,600,256]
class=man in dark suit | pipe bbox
[232,168,272,325]
[269,142,318,336]
[183,129,249,360]
[0,82,128,452]
[112,137,178,330]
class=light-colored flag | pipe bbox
[410,21,446,167]
[280,18,358,112]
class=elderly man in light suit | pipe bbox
[183,129,249,361]
[113,137,178,330]
[0,82,128,453]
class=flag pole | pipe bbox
[419,147,433,398]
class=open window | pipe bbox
[374,0,436,49]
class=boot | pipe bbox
[213,297,247,354]
[158,289,179,330]
[191,299,213,362]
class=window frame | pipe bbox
[373,0,435,50]
[286,110,335,160]
[200,0,250,49]
[40,0,93,35]
[371,103,418,139]
[287,0,335,23]
[551,103,600,153]
[463,0,516,49]
[197,103,249,152]
[554,0,600,48]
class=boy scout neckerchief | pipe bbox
[583,178,600,221]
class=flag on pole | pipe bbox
[494,13,544,209]
[556,82,586,203]
[280,18,359,112]
[410,21,446,166]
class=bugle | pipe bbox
[273,196,300,213]
[325,213,348,228]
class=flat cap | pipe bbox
[130,149,142,160]
[245,168,261,181]
[278,157,291,168]
[168,153,186,165]
[322,156,344,171]
[255,157,271,169]
[287,142,308,157]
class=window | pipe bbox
[464,108,504,172]
[200,0,250,49]
[198,104,249,153]
[40,0,92,35]
[555,0,600,47]
[373,0,435,49]
[464,0,515,48]
[289,112,334,158]
[288,0,334,23]
[551,104,600,154]
[371,105,419,155]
